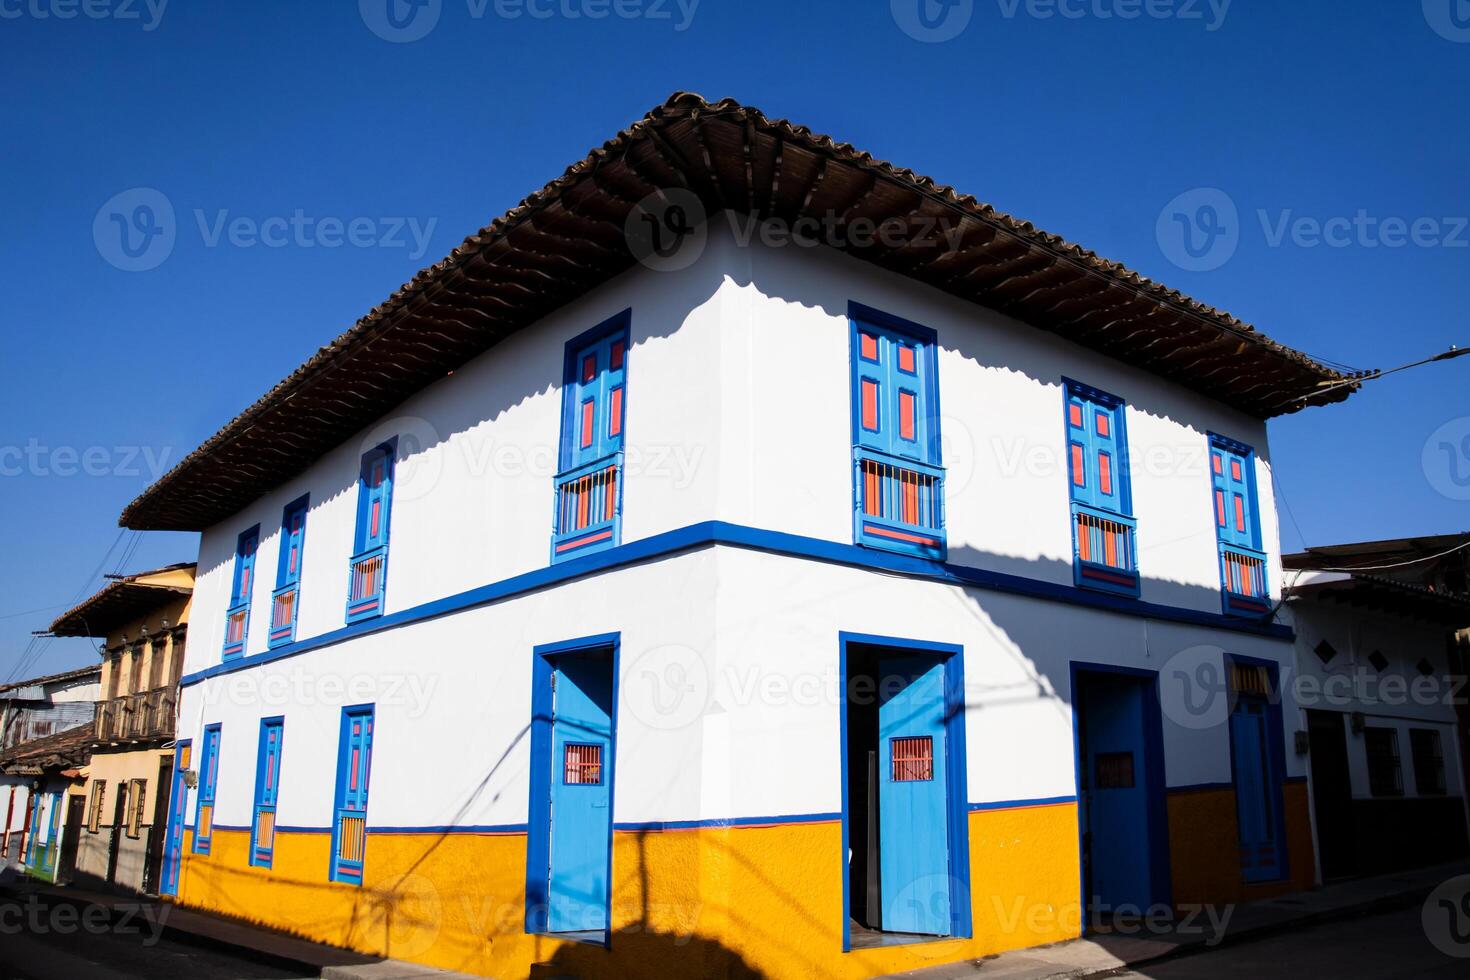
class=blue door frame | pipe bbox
[838,632,972,950]
[1070,663,1172,923]
[525,633,620,942]
[159,739,191,896]
[1226,654,1289,883]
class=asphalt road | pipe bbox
[1110,904,1468,979]
[0,890,306,980]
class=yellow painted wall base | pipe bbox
[172,802,1082,980]
[1166,781,1314,906]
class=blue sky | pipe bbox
[3,0,1467,679]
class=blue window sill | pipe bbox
[268,584,298,648]
[852,447,946,560]
[1071,502,1139,597]
[345,546,388,624]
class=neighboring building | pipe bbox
[1284,533,1470,880]
[0,723,93,882]
[0,665,100,751]
[119,95,1362,979]
[48,563,194,893]
[0,665,100,871]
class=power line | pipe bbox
[1296,345,1468,403]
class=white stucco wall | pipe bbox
[184,221,1282,678]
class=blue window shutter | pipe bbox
[355,448,394,554]
[276,499,308,589]
[552,314,630,561]
[252,719,283,867]
[232,528,259,605]
[193,724,222,854]
[330,705,375,884]
[849,307,945,559]
[1210,435,1268,613]
[1065,386,1128,516]
[851,317,937,465]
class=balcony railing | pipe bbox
[1221,544,1271,616]
[551,453,622,559]
[223,603,248,659]
[333,811,367,883]
[853,448,946,558]
[1072,503,1139,595]
[94,688,176,742]
[346,545,387,623]
[252,805,276,866]
[269,585,298,647]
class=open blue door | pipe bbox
[877,655,951,935]
[1079,672,1157,912]
[1231,697,1284,881]
[159,741,191,896]
[547,656,614,934]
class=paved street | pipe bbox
[1110,905,1466,980]
[0,891,305,980]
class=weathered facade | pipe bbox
[123,96,1358,979]
[48,563,194,893]
[1284,534,1470,880]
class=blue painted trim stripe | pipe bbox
[613,812,842,832]
[181,521,1293,688]
[968,795,1077,812]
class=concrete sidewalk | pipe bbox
[878,861,1470,979]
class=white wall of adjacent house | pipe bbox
[183,220,1281,679]
[1289,594,1467,801]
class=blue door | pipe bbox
[1079,673,1155,912]
[1231,697,1283,881]
[877,655,951,935]
[547,656,614,934]
[159,741,191,895]
[331,707,374,884]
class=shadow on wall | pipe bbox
[530,930,766,980]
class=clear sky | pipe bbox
[3,0,1467,679]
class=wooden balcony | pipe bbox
[93,687,176,744]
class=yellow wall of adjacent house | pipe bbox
[1166,781,1315,906]
[172,802,1081,980]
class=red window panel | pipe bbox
[1095,412,1110,438]
[1068,403,1083,428]
[582,354,596,384]
[609,340,625,371]
[859,332,879,362]
[580,399,595,449]
[1071,444,1086,487]
[897,344,916,374]
[1098,452,1112,496]
[1212,452,1223,475]
[899,390,916,441]
[1234,493,1247,533]
[1231,459,1243,481]
[564,743,603,785]
[1216,489,1227,527]
[891,736,933,782]
[608,386,623,438]
[861,379,880,431]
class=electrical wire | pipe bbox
[1304,537,1470,574]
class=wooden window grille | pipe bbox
[891,736,934,782]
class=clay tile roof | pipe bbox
[48,563,196,638]
[0,723,94,774]
[120,92,1364,532]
